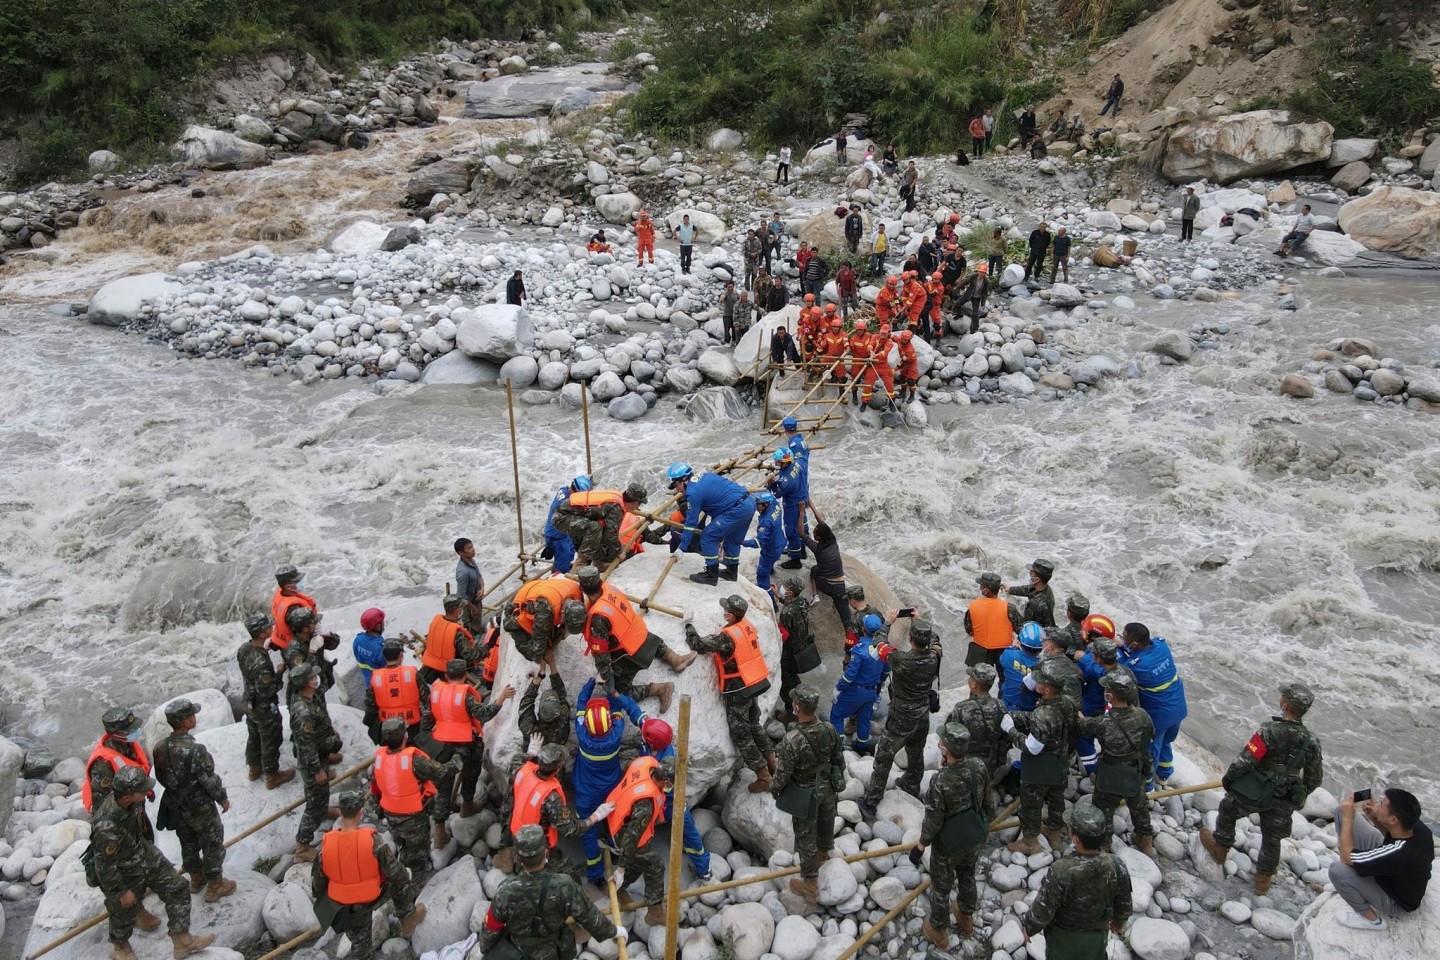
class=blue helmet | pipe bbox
[571,475,593,493]
[862,613,884,636]
[1018,622,1044,650]
[666,462,694,487]
[781,416,799,431]
[755,491,775,507]
[772,448,793,465]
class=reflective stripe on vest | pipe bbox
[370,666,422,725]
[421,615,470,673]
[321,828,382,905]
[270,590,316,651]
[374,746,436,816]
[510,761,564,848]
[513,578,583,635]
[968,596,1014,651]
[714,619,768,692]
[82,740,151,812]
[586,585,648,658]
[430,681,482,743]
[605,756,666,847]
[1140,675,1178,693]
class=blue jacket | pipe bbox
[841,635,888,688]
[573,678,646,800]
[1076,653,1107,715]
[353,631,386,682]
[679,474,751,550]
[755,501,785,555]
[543,485,571,540]
[999,647,1040,712]
[1119,639,1187,718]
[770,460,808,504]
[787,433,809,471]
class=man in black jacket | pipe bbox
[1101,75,1125,117]
[844,206,864,254]
[1023,223,1051,283]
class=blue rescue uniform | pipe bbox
[678,473,755,572]
[573,677,646,882]
[1118,639,1187,784]
[543,485,577,573]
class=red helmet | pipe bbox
[898,330,913,343]
[1081,614,1117,641]
[360,608,385,633]
[931,272,943,280]
[583,698,612,738]
[853,319,868,332]
[885,276,898,287]
[878,323,891,335]
[803,293,816,302]
[948,213,961,224]
[830,317,843,329]
[823,303,838,314]
[641,717,673,752]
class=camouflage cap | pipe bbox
[1029,559,1055,581]
[274,563,302,585]
[845,585,865,601]
[938,721,971,754]
[1280,681,1315,714]
[967,663,997,689]
[537,743,565,773]
[976,572,1002,590]
[654,758,676,782]
[163,699,200,725]
[111,766,155,796]
[909,619,936,647]
[285,605,318,630]
[561,598,588,631]
[446,658,467,677]
[1066,593,1090,616]
[537,689,566,723]
[782,577,805,598]
[1068,799,1107,840]
[1090,637,1118,663]
[442,593,464,612]
[721,595,748,617]
[1100,671,1135,701]
[515,823,548,860]
[623,482,648,504]
[382,637,405,657]
[244,612,273,635]
[576,566,603,592]
[380,717,407,747]
[337,790,366,816]
[102,706,143,736]
[791,684,821,712]
[1031,662,1062,691]
[288,663,320,687]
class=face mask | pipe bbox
[124,729,142,743]
[295,578,307,591]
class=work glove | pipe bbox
[1024,734,1045,756]
[528,733,544,757]
[1000,714,1015,734]
[309,636,324,654]
[611,866,625,889]
[593,801,616,820]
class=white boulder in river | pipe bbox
[1162,110,1333,185]
[1295,890,1440,960]
[87,272,182,326]
[455,304,535,362]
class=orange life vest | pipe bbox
[370,666,422,725]
[82,739,151,812]
[968,596,1014,650]
[270,589,317,651]
[430,680,483,743]
[848,332,874,360]
[321,828,383,905]
[373,745,437,815]
[480,624,501,684]
[821,332,848,358]
[565,490,624,512]
[605,756,666,847]
[513,577,584,634]
[421,614,471,673]
[904,280,927,320]
[510,760,565,848]
[619,511,647,555]
[714,619,768,693]
[585,584,649,658]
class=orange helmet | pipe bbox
[583,698,612,737]
[977,264,989,275]
[823,303,838,314]
[948,213,960,224]
[878,323,891,335]
[803,293,815,302]
[885,276,898,287]
[853,319,868,332]
[1081,614,1117,641]
[931,271,943,280]
[898,329,914,343]
[830,317,843,329]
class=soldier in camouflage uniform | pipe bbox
[860,619,942,819]
[91,766,216,960]
[312,791,426,960]
[775,577,815,721]
[372,718,452,884]
[282,606,338,700]
[918,722,994,947]
[154,699,237,902]
[1201,682,1324,894]
[1005,559,1056,628]
[504,589,581,665]
[518,667,571,752]
[683,596,775,792]
[480,824,619,960]
[1006,662,1077,854]
[1051,593,1090,654]
[1036,629,1084,711]
[1023,801,1132,960]
[237,612,296,789]
[424,659,514,829]
[553,483,648,566]
[947,663,1007,776]
[770,683,843,905]
[289,663,344,862]
[609,757,676,925]
[1075,673,1155,854]
[578,568,694,709]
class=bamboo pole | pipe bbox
[662,697,692,960]
[640,556,678,612]
[581,386,594,476]
[835,878,931,960]
[602,849,632,960]
[505,382,527,577]
[255,927,322,960]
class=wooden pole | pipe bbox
[581,386,594,477]
[640,555,678,612]
[602,848,632,960]
[254,927,322,960]
[662,696,692,960]
[505,381,527,577]
[835,878,931,960]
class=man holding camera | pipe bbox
[1329,787,1432,929]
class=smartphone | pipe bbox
[897,607,917,619]
[1353,789,1371,803]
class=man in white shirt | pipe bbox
[1278,204,1315,256]
[776,145,792,185]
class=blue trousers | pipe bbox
[547,534,576,574]
[665,795,711,876]
[1148,708,1186,785]
[1100,95,1120,117]
[755,546,783,593]
[575,783,615,882]
[699,497,755,569]
[829,682,878,747]
[783,500,806,560]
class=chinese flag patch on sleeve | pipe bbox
[1245,732,1268,759]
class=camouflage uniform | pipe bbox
[922,744,994,931]
[1212,711,1324,876]
[777,593,813,709]
[238,640,285,775]
[361,663,430,739]
[1007,583,1056,628]
[312,828,415,960]
[771,716,844,878]
[283,639,335,701]
[946,685,1006,775]
[92,793,193,942]
[1038,650,1085,711]
[684,623,773,772]
[289,691,342,847]
[479,863,617,960]
[374,744,451,881]
[614,794,665,907]
[88,737,148,813]
[1024,842,1132,959]
[423,686,503,819]
[154,731,228,881]
[863,629,941,806]
[1012,686,1077,839]
[554,500,624,565]
[590,614,673,701]
[1075,698,1155,846]
[517,673,571,751]
[505,595,566,664]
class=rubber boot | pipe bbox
[1136,834,1155,858]
[493,847,514,873]
[662,648,697,673]
[689,567,719,586]
[645,903,665,926]
[748,766,772,794]
[1253,872,1274,895]
[780,558,804,570]
[135,907,162,932]
[857,799,877,821]
[1199,828,1229,865]
[293,842,317,863]
[789,876,819,903]
[399,903,427,938]
[1006,835,1042,855]
[652,682,675,714]
[265,769,296,790]
[774,708,798,724]
[170,932,216,959]
[460,799,483,818]
[187,870,204,894]
[923,919,949,948]
[111,941,139,960]
[247,764,262,782]
[205,876,237,903]
[432,820,451,850]
[954,906,974,937]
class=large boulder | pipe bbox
[0,737,23,835]
[685,387,750,423]
[87,272,181,326]
[799,209,865,257]
[120,558,272,630]
[1327,138,1379,168]
[665,208,727,244]
[708,129,744,151]
[1420,139,1440,179]
[139,688,236,756]
[464,62,632,119]
[1237,227,1367,267]
[803,138,877,166]
[327,220,391,255]
[697,347,742,385]
[174,125,269,170]
[716,902,776,960]
[405,159,474,201]
[421,351,500,385]
[734,305,799,374]
[1338,187,1440,260]
[1162,110,1333,185]
[721,776,793,861]
[411,855,484,955]
[1331,161,1373,193]
[596,192,644,225]
[455,304,535,361]
[1296,889,1440,960]
[481,549,782,804]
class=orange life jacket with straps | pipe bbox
[510,760,565,848]
[421,615,471,673]
[370,666,422,725]
[605,755,666,847]
[714,619,768,694]
[429,680,483,744]
[513,577,583,634]
[373,745,438,815]
[321,828,383,905]
[82,739,151,812]
[585,584,649,658]
[270,589,317,651]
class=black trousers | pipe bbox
[1180,219,1194,241]
[680,244,693,272]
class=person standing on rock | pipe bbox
[289,663,343,863]
[1005,558,1057,628]
[635,210,656,266]
[482,824,619,956]
[92,766,216,960]
[1022,222,1051,284]
[454,536,484,635]
[766,274,788,313]
[270,563,317,653]
[314,790,427,960]
[955,264,989,333]
[776,145,792,185]
[1023,801,1132,958]
[720,280,738,344]
[1073,634,1132,774]
[768,447,809,572]
[238,612,298,790]
[860,619,942,819]
[986,226,1006,278]
[674,213,696,274]
[505,269,526,306]
[918,722,994,948]
[540,477,589,576]
[969,116,987,159]
[154,699,237,903]
[1181,187,1200,242]
[901,160,919,212]
[1005,662,1077,854]
[965,572,1020,666]
[836,260,859,318]
[638,717,714,880]
[605,755,675,924]
[734,290,754,343]
[770,323,800,367]
[371,717,450,884]
[668,463,757,585]
[1000,622,1044,713]
[836,130,848,158]
[1117,621,1187,785]
[574,676,648,887]
[870,223,889,278]
[282,606,339,701]
[85,706,152,814]
[1051,593,1091,654]
[743,228,763,287]
[746,491,786,599]
[365,638,428,744]
[1049,227,1072,284]
[946,663,1007,777]
[774,577,817,720]
[499,743,612,873]
[1201,682,1324,894]
[352,608,387,727]
[771,683,843,905]
[416,595,477,686]
[802,247,826,300]
[1075,673,1155,854]
[427,659,514,836]
[766,212,785,271]
[894,329,920,403]
[844,204,864,255]
[1036,629,1085,713]
[829,613,888,755]
[683,595,776,791]
[1100,74,1124,118]
[578,565,694,708]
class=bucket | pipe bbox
[1122,239,1138,257]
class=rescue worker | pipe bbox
[1006,559,1057,628]
[829,613,889,755]
[506,572,585,666]
[498,743,613,874]
[480,824,618,959]
[85,707,151,814]
[1036,629,1085,712]
[634,210,655,265]
[270,563,317,652]
[638,718,712,881]
[747,490,786,597]
[1053,593,1091,654]
[542,475,591,574]
[842,585,886,654]
[370,718,449,883]
[923,272,947,342]
[288,662,343,863]
[860,619,942,819]
[946,663,1007,776]
[965,572,1021,666]
[666,463,756,586]
[365,638,427,744]
[902,270,927,329]
[1004,662,1078,855]
[91,766,215,960]
[874,276,902,326]
[1075,673,1155,853]
[781,415,811,502]
[238,612,297,789]
[418,595,477,686]
[820,317,850,393]
[1022,801,1133,958]
[1074,635,1133,774]
[847,318,877,406]
[619,493,667,559]
[767,448,809,571]
[427,659,514,835]
[574,677,647,886]
[1201,682,1324,894]
[314,790,427,960]
[517,665,571,755]
[605,755,675,924]
[352,608,387,715]
[893,329,920,405]
[872,323,896,405]
[577,565,694,709]
[775,577,817,719]
[1117,622,1188,786]
[555,482,649,568]
[683,595,775,792]
[154,699,236,902]
[999,622,1044,712]
[917,722,994,947]
[282,605,339,700]
[770,683,843,905]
